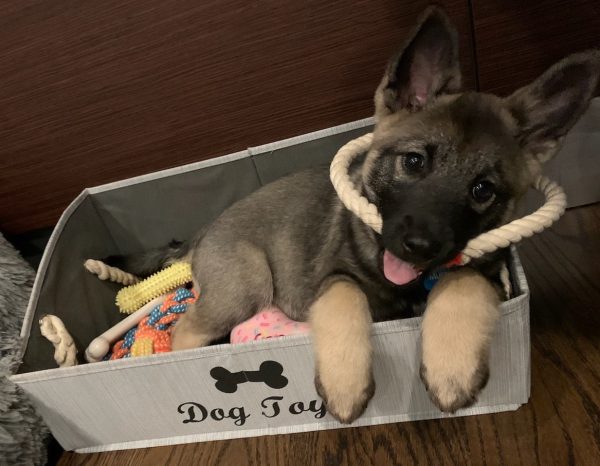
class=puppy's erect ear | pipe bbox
[505,50,600,163]
[374,7,461,119]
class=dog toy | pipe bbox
[85,294,168,362]
[330,133,567,265]
[109,288,198,359]
[88,302,310,361]
[116,262,192,313]
[39,315,78,367]
[231,307,310,343]
[84,259,139,285]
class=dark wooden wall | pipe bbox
[472,0,600,95]
[0,0,598,234]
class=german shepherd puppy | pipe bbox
[108,7,599,423]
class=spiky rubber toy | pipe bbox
[116,262,192,313]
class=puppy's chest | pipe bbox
[363,282,428,322]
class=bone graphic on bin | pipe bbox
[210,361,288,393]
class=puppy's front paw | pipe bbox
[419,268,500,412]
[309,281,375,423]
[419,355,489,413]
[314,368,375,424]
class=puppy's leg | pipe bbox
[310,280,374,424]
[420,268,501,412]
[171,299,219,350]
[172,241,273,351]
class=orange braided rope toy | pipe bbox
[109,287,197,360]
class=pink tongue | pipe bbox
[383,250,419,285]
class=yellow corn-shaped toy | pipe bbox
[116,262,192,313]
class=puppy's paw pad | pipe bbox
[315,372,375,424]
[420,361,489,413]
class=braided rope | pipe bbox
[109,288,197,360]
[85,295,168,363]
[84,259,139,285]
[39,314,78,367]
[460,176,566,263]
[329,133,383,232]
[330,133,567,264]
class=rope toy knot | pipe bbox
[84,259,139,285]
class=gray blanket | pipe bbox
[0,232,48,466]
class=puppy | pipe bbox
[106,7,599,424]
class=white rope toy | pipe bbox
[84,259,139,285]
[330,133,567,265]
[39,315,78,367]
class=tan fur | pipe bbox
[421,268,500,411]
[309,281,374,423]
[171,318,213,351]
[172,277,214,351]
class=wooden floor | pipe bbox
[58,203,600,466]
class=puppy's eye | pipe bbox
[471,180,495,203]
[402,152,426,174]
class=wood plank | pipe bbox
[0,0,475,234]
[57,204,600,465]
[471,0,600,95]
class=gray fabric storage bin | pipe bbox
[10,118,537,453]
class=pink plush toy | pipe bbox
[231,307,310,343]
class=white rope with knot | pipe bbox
[84,259,139,285]
[39,315,78,367]
[329,133,567,265]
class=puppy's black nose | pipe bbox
[402,236,430,253]
[402,234,439,260]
